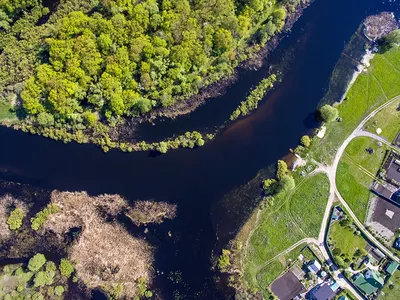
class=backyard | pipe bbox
[364,99,400,143]
[379,269,400,300]
[336,137,388,222]
[0,102,16,122]
[329,219,367,268]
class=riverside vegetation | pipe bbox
[0,186,177,299]
[0,0,301,152]
[217,28,400,299]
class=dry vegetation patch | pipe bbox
[44,191,154,298]
[127,200,177,226]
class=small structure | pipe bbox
[317,126,326,138]
[338,296,348,300]
[394,237,400,250]
[307,260,322,274]
[330,281,340,292]
[385,261,399,276]
[332,206,344,221]
[353,269,384,296]
[291,264,305,280]
[376,128,382,135]
[310,283,337,300]
[270,271,306,300]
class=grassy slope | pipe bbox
[329,221,367,258]
[336,137,388,221]
[310,47,400,164]
[243,173,330,290]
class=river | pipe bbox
[0,0,399,299]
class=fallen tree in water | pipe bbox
[127,200,177,226]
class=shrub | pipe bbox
[276,160,288,180]
[277,175,296,192]
[217,249,231,271]
[59,258,74,278]
[7,208,25,230]
[28,254,46,272]
[31,204,59,230]
[319,105,338,122]
[300,135,311,148]
[263,179,277,194]
[54,286,65,296]
[332,248,342,256]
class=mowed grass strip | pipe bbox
[364,99,400,142]
[336,137,387,222]
[243,173,330,290]
[311,46,400,164]
[329,221,367,258]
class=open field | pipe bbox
[364,99,400,143]
[242,173,329,291]
[379,269,400,300]
[310,47,400,164]
[329,221,367,261]
[336,137,387,222]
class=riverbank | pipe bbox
[221,22,400,299]
[0,0,313,154]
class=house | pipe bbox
[310,283,336,300]
[353,270,385,295]
[307,260,322,274]
[385,261,399,276]
[330,281,340,292]
[270,271,306,300]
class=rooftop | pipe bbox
[385,261,399,275]
[271,271,306,300]
[311,283,336,300]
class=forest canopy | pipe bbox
[0,0,292,150]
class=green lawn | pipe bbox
[310,46,400,164]
[329,221,367,259]
[380,270,400,300]
[0,102,16,122]
[336,137,387,222]
[364,99,400,143]
[243,173,330,291]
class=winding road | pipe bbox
[257,95,400,300]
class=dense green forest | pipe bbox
[0,0,300,151]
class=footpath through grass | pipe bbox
[310,47,400,164]
[242,173,330,291]
[336,137,388,222]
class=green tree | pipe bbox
[7,208,25,230]
[300,135,311,148]
[59,258,74,278]
[213,28,234,55]
[263,178,277,194]
[28,254,46,272]
[217,249,231,271]
[54,286,65,296]
[276,160,288,180]
[319,104,338,122]
[380,29,400,51]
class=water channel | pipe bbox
[0,0,399,298]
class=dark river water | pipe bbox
[1,0,399,299]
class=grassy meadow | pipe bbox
[242,173,330,292]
